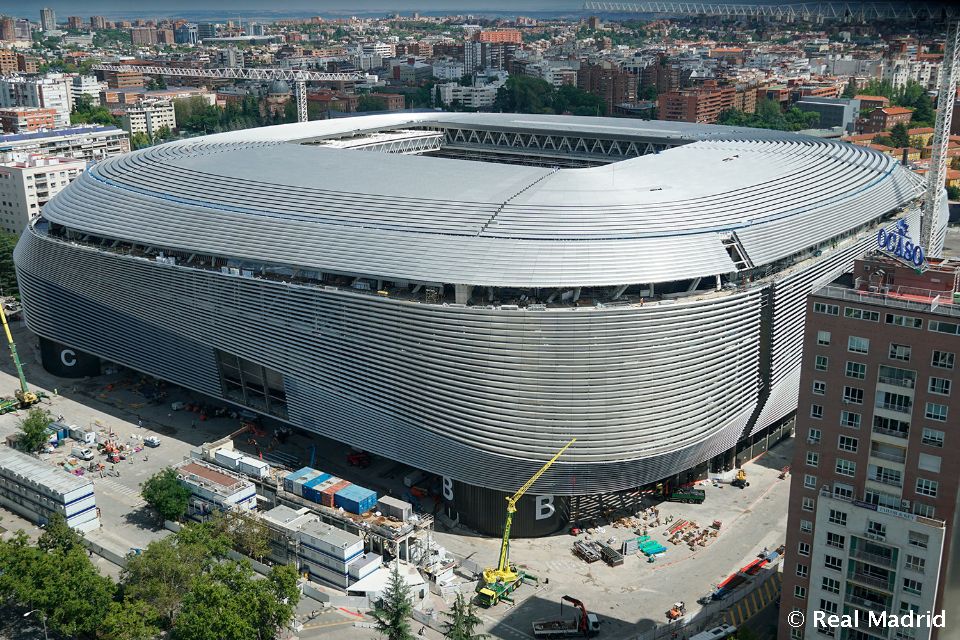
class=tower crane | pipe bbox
[476,438,576,607]
[92,64,369,123]
[581,2,959,256]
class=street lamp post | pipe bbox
[23,609,48,640]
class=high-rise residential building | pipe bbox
[0,16,15,42]
[0,50,15,74]
[0,75,73,128]
[71,75,102,106]
[0,107,57,133]
[16,54,39,75]
[476,29,522,44]
[66,16,84,30]
[576,62,638,116]
[130,26,158,46]
[0,152,85,235]
[120,100,177,137]
[39,7,56,32]
[157,29,175,45]
[780,249,960,640]
[14,19,32,41]
[90,16,107,30]
[658,80,737,124]
[0,125,129,162]
[175,23,198,45]
[197,23,217,40]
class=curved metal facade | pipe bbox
[14,115,940,498]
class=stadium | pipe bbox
[14,113,944,536]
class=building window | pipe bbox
[813,380,826,395]
[903,578,922,595]
[798,541,811,556]
[921,428,944,447]
[848,336,870,354]
[824,555,842,571]
[925,402,948,422]
[842,386,863,404]
[817,330,831,345]
[796,563,809,578]
[804,474,817,489]
[835,459,856,477]
[916,478,938,497]
[845,361,867,379]
[838,435,858,452]
[800,520,813,533]
[815,302,839,315]
[889,343,912,361]
[833,483,854,500]
[909,531,929,549]
[802,497,815,512]
[845,307,879,321]
[928,377,951,396]
[932,350,955,369]
[918,453,941,473]
[828,509,847,526]
[913,503,936,519]
[929,320,959,335]
[808,428,822,444]
[820,599,839,615]
[877,391,911,413]
[866,520,886,540]
[822,576,840,594]
[886,313,922,329]
[790,629,803,640]
[811,404,824,419]
[840,411,861,429]
[905,555,926,573]
[806,452,819,468]
[873,415,910,438]
[815,355,829,371]
[826,532,845,549]
[794,585,806,599]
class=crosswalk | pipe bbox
[92,475,146,506]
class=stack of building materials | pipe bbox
[0,446,100,532]
[377,496,413,521]
[334,484,377,515]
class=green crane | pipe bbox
[0,306,39,412]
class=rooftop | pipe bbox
[177,460,251,495]
[0,446,94,497]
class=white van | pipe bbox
[70,446,94,461]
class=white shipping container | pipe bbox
[238,457,270,478]
[377,496,412,521]
[215,449,243,468]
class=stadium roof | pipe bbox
[42,112,924,288]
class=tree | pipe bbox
[947,185,960,201]
[0,231,17,297]
[130,132,152,150]
[842,77,858,99]
[358,95,388,112]
[141,467,190,524]
[122,537,199,625]
[17,407,53,453]
[174,518,231,559]
[211,509,270,562]
[442,593,487,640]
[371,562,415,640]
[99,600,162,640]
[38,512,83,553]
[889,122,910,148]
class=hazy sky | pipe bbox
[12,0,585,18]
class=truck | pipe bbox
[668,488,705,504]
[532,596,600,638]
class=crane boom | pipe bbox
[0,308,28,395]
[92,64,369,124]
[484,438,576,589]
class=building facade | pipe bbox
[0,107,57,133]
[795,98,861,134]
[39,7,56,32]
[780,252,960,640]
[0,75,73,128]
[658,81,735,123]
[0,153,85,235]
[0,125,130,162]
[120,100,177,137]
[577,62,638,116]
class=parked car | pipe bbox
[144,436,161,447]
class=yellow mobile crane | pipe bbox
[476,438,576,607]
[0,306,40,413]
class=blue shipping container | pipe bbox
[334,484,378,515]
[283,467,315,494]
[301,473,334,503]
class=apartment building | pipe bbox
[0,75,73,128]
[71,75,103,106]
[40,7,56,32]
[130,26,158,46]
[477,29,522,44]
[658,80,736,123]
[0,107,57,133]
[864,106,913,134]
[0,125,130,162]
[577,62,637,116]
[0,152,85,234]
[120,100,177,137]
[102,69,145,89]
[780,251,960,640]
[0,49,16,74]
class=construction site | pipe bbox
[0,296,794,639]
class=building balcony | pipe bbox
[867,474,902,488]
[848,571,893,592]
[872,425,908,439]
[850,547,895,568]
[878,375,915,389]
[875,401,912,414]
[844,594,890,614]
[869,450,906,464]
